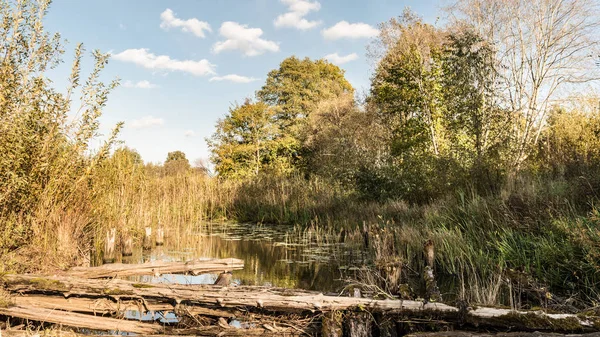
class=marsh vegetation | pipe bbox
[1,0,600,322]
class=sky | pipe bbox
[43,0,443,164]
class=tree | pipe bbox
[257,56,354,128]
[440,29,511,190]
[370,11,447,157]
[164,151,190,175]
[208,99,294,179]
[300,93,384,185]
[166,151,188,163]
[448,0,600,169]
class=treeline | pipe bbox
[2,0,600,307]
[209,4,600,205]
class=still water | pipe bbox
[102,222,368,293]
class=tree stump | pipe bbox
[142,227,152,250]
[156,226,164,246]
[103,228,116,263]
[345,312,373,337]
[121,231,133,257]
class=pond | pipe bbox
[98,222,369,293]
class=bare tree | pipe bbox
[448,0,600,169]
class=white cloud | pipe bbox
[130,116,164,129]
[274,0,321,30]
[324,52,358,65]
[119,23,126,30]
[160,8,211,38]
[209,74,259,83]
[123,80,158,89]
[113,49,216,76]
[322,21,379,40]
[213,22,279,57]
[184,130,196,137]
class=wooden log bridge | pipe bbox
[1,274,600,337]
[65,258,244,278]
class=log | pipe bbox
[2,274,456,313]
[0,305,162,334]
[1,327,304,337]
[405,333,600,337]
[2,274,598,333]
[13,294,236,318]
[65,258,244,278]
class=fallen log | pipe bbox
[0,327,304,337]
[2,274,598,333]
[405,333,600,337]
[13,294,236,318]
[64,258,244,278]
[1,274,455,312]
[0,305,162,334]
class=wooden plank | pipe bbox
[65,258,244,278]
[0,305,162,334]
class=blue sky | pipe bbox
[44,0,442,164]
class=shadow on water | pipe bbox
[97,222,369,293]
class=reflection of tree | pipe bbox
[110,224,365,292]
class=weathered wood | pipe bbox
[65,258,244,278]
[405,333,600,337]
[103,228,116,264]
[2,274,457,313]
[142,227,152,250]
[2,274,599,333]
[1,328,304,337]
[0,305,162,334]
[155,226,164,246]
[13,294,236,318]
[345,312,372,337]
[121,232,133,257]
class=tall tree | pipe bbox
[208,99,293,179]
[257,56,354,128]
[441,30,511,189]
[370,11,447,157]
[448,0,600,169]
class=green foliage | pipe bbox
[164,150,191,175]
[257,56,354,126]
[211,57,355,178]
[0,0,121,267]
[208,99,296,179]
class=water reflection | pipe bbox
[104,223,367,293]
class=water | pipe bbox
[101,222,368,293]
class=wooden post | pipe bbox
[345,312,372,337]
[103,228,116,264]
[121,231,133,257]
[423,239,442,303]
[142,227,152,250]
[155,225,164,246]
